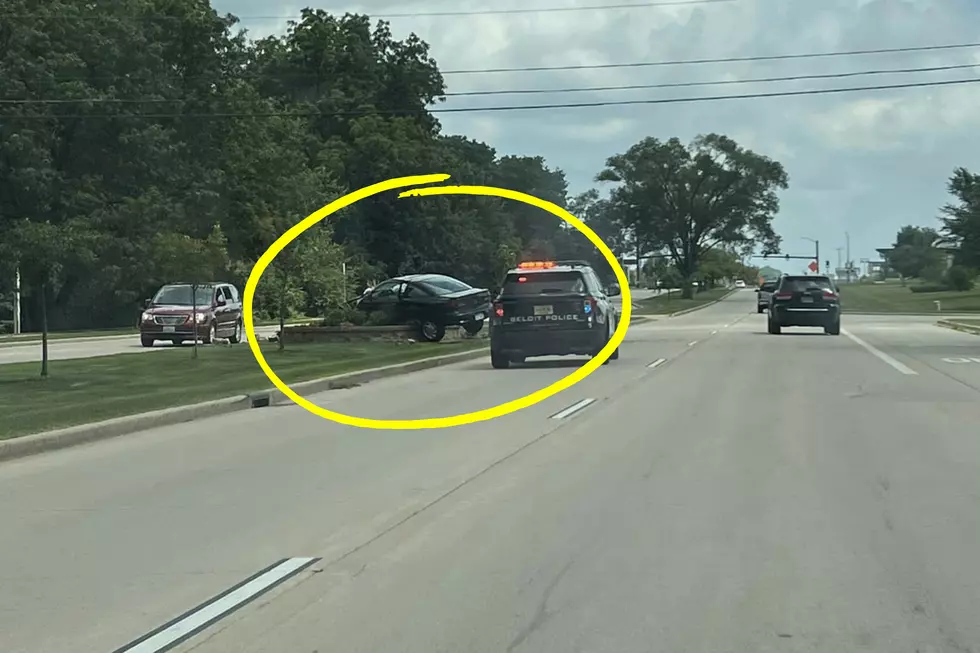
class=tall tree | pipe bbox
[939,167,980,269]
[596,134,787,298]
[886,225,943,281]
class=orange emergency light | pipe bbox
[517,261,556,269]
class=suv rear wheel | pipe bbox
[491,350,510,369]
[767,316,781,335]
[825,320,841,336]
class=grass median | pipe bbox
[838,283,980,313]
[0,339,488,440]
[634,287,732,315]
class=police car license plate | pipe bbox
[163,326,176,333]
[534,305,554,316]
[801,296,813,303]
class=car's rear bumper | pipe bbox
[445,305,491,325]
[490,326,604,357]
[771,305,840,326]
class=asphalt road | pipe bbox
[3,288,980,653]
[0,289,662,366]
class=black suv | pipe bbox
[767,275,841,335]
[489,260,621,369]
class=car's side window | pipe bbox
[372,281,399,297]
[584,269,601,294]
[221,286,233,302]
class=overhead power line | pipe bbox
[31,39,980,85]
[3,77,978,119]
[5,62,978,105]
[0,0,734,20]
[442,41,980,74]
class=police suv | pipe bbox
[489,260,621,369]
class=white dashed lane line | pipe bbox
[113,557,320,653]
[647,358,667,369]
[550,398,597,420]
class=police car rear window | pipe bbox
[761,282,777,291]
[502,271,586,295]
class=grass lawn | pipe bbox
[634,287,732,315]
[839,283,980,313]
[0,339,487,440]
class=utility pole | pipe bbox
[836,247,843,272]
[13,266,21,335]
[845,232,851,283]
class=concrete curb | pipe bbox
[666,289,739,318]
[936,320,980,336]
[0,345,489,463]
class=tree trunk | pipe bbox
[40,281,49,378]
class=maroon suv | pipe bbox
[139,282,244,347]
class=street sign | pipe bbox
[807,260,819,273]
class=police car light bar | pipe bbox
[517,261,556,269]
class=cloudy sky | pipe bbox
[213,0,980,275]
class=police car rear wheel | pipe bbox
[491,351,510,369]
[610,346,619,360]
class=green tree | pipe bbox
[939,167,980,269]
[596,134,787,298]
[886,225,943,282]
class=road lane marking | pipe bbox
[113,557,320,653]
[688,340,698,346]
[710,330,717,335]
[943,357,980,364]
[647,358,667,369]
[550,398,596,420]
[842,329,918,375]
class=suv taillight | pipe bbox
[823,289,837,299]
[494,302,504,317]
[774,291,793,300]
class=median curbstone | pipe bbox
[936,320,980,336]
[667,289,738,318]
[0,395,252,462]
[0,344,490,463]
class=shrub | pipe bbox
[945,265,976,292]
[909,283,951,293]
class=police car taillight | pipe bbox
[584,297,598,314]
[494,302,504,317]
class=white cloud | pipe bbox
[217,0,980,265]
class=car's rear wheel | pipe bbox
[767,317,781,335]
[610,345,620,360]
[757,306,764,314]
[511,354,526,364]
[462,321,484,336]
[419,320,446,343]
[825,320,841,336]
[491,350,510,369]
[140,336,154,348]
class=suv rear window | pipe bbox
[502,271,586,296]
[780,277,833,292]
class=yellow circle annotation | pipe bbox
[242,173,632,430]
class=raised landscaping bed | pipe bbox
[280,323,487,344]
